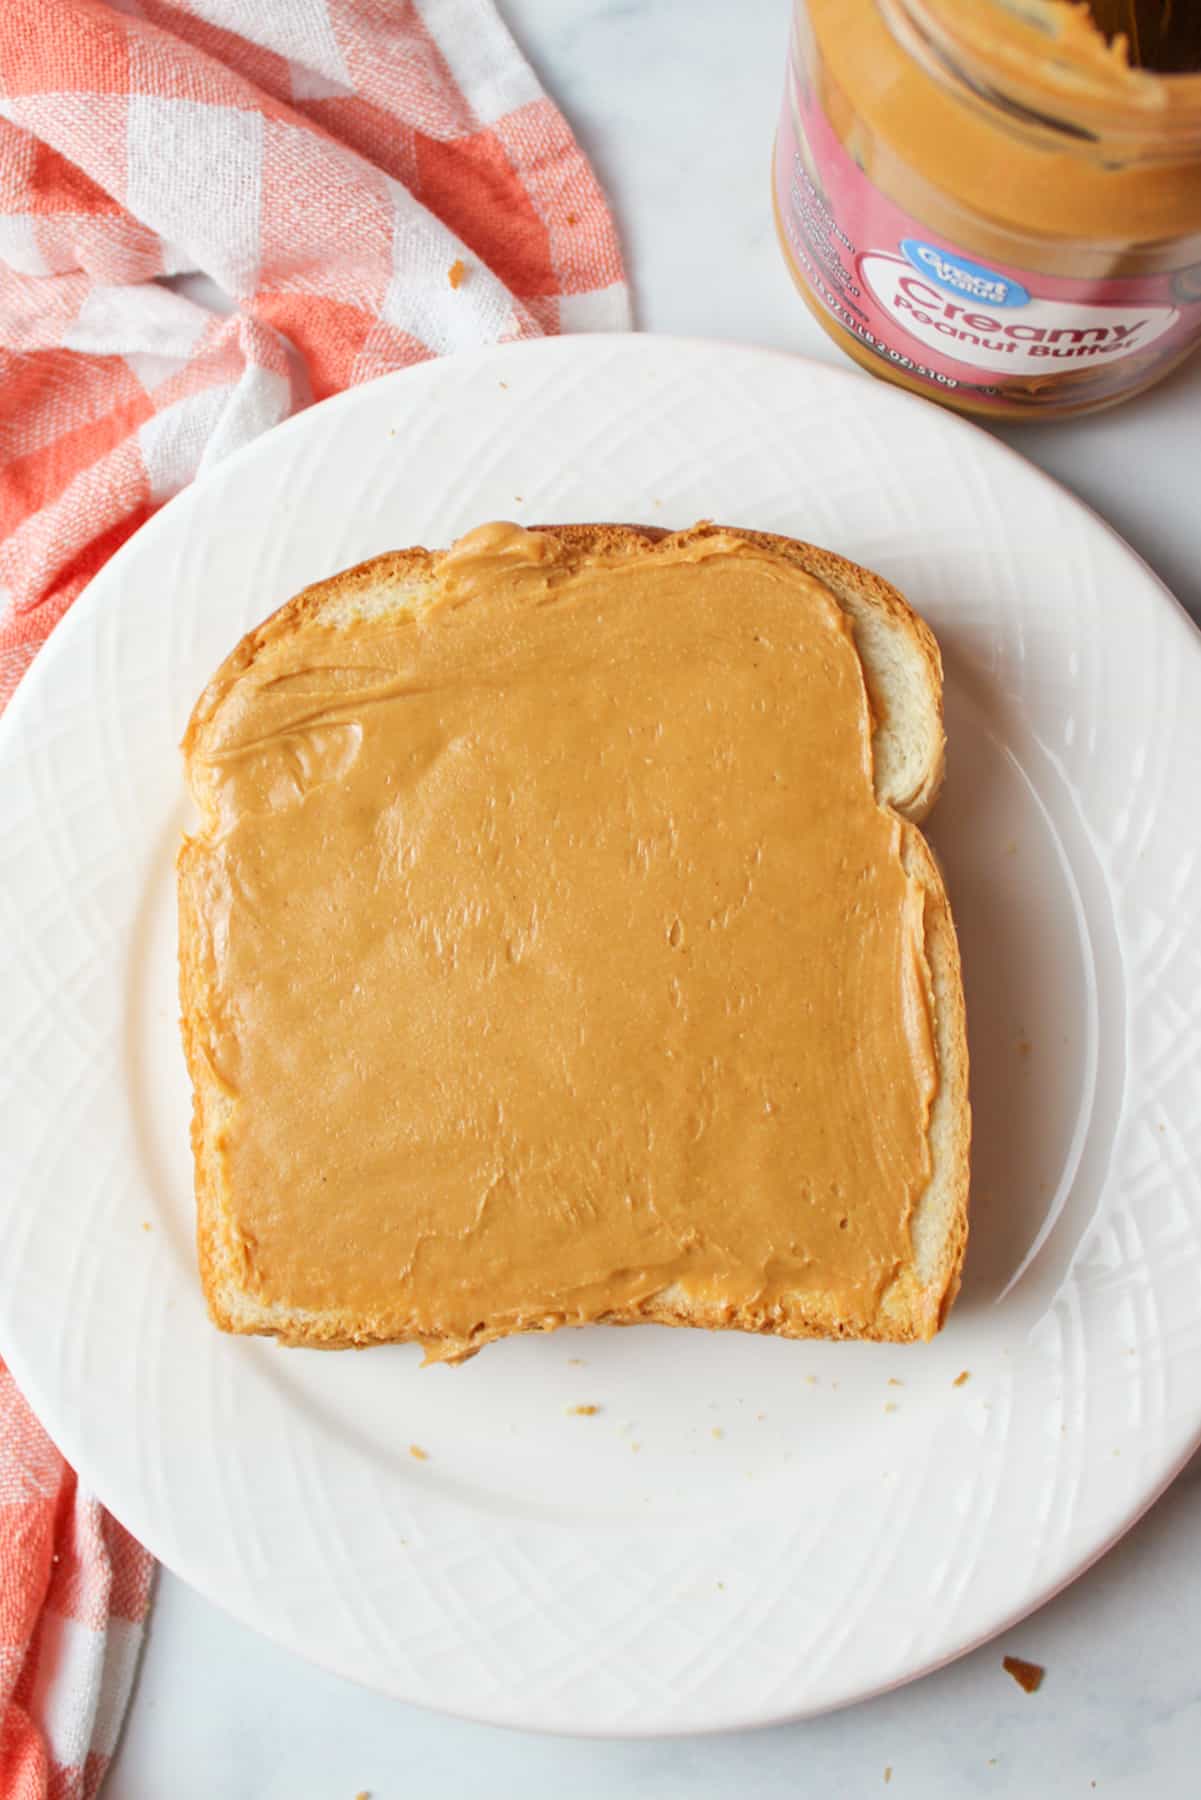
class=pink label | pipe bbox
[774,50,1201,409]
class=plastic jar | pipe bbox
[773,0,1201,419]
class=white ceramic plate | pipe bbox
[2,336,1200,1737]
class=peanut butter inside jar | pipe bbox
[774,0,1201,418]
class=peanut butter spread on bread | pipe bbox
[180,523,940,1360]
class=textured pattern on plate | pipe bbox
[1,337,1200,1735]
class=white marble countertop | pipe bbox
[106,2,1201,1794]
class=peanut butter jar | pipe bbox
[774,1,1201,418]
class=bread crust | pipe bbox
[179,522,969,1356]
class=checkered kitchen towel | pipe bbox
[0,3,627,1792]
[0,1360,153,1800]
[0,0,629,711]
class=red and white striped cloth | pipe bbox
[0,0,629,711]
[0,1360,153,1800]
[0,2,628,1792]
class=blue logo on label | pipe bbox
[900,240,1029,310]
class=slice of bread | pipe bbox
[179,522,969,1357]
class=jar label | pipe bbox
[774,54,1201,409]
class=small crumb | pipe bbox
[514,494,523,502]
[499,379,509,389]
[1017,1038,1032,1059]
[447,257,466,289]
[884,1403,899,1414]
[953,1370,971,1387]
[566,211,579,225]
[887,1377,903,1387]
[756,1411,766,1421]
[653,497,664,508]
[356,1791,371,1800]
[141,1221,152,1232]
[630,1442,641,1453]
[711,1426,724,1440]
[1002,1654,1044,1694]
[568,1403,599,1416]
[409,1444,428,1461]
[567,1357,586,1366]
[884,1770,892,1786]
[805,1375,817,1386]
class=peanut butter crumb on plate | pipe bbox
[567,1404,599,1416]
[409,1444,428,1461]
[447,258,466,289]
[1002,1654,1045,1694]
[953,1370,971,1387]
